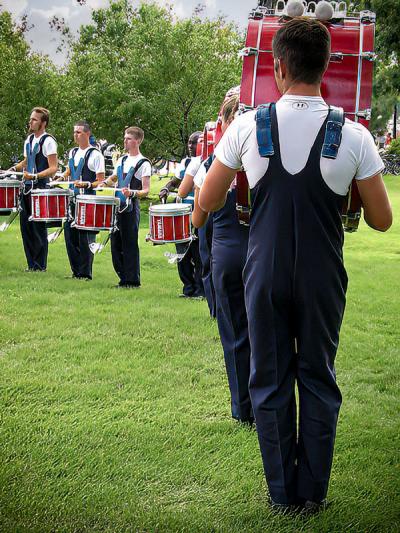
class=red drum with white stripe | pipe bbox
[30,189,72,222]
[0,179,21,212]
[74,195,120,231]
[149,203,192,244]
[238,2,376,230]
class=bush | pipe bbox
[387,138,400,156]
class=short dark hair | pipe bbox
[189,131,202,142]
[74,120,91,133]
[32,107,50,127]
[272,18,331,85]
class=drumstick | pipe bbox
[0,170,36,178]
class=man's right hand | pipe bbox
[159,187,169,202]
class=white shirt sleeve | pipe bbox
[42,136,58,157]
[193,162,208,189]
[136,160,152,180]
[355,126,385,181]
[186,156,202,177]
[214,117,244,170]
[88,150,105,174]
[175,159,186,180]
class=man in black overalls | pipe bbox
[199,18,391,513]
[159,132,204,299]
[62,121,105,280]
[10,107,58,271]
[100,127,151,288]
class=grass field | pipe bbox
[0,176,399,532]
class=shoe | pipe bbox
[24,267,34,272]
[268,498,299,516]
[179,293,192,298]
[299,499,329,516]
[119,283,140,288]
[75,276,91,281]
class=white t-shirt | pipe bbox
[193,161,208,189]
[114,153,151,181]
[69,147,105,174]
[24,132,57,158]
[214,95,384,196]
[186,156,202,178]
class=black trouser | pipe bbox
[198,216,216,316]
[176,232,204,297]
[64,207,95,279]
[19,191,48,271]
[111,202,140,286]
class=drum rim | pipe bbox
[148,236,192,244]
[76,194,120,206]
[149,203,191,214]
[0,180,22,187]
[31,189,72,196]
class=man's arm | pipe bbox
[128,175,150,199]
[9,158,27,172]
[192,187,209,228]
[159,177,180,201]
[357,173,392,232]
[178,173,194,199]
[199,158,238,213]
[24,153,58,180]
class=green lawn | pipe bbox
[0,176,399,532]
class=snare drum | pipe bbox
[30,188,72,222]
[74,195,120,231]
[0,179,21,212]
[149,203,192,244]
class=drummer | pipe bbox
[9,107,58,272]
[199,17,392,513]
[97,127,151,288]
[60,120,105,280]
[159,132,204,300]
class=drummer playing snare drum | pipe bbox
[59,120,105,280]
[96,127,151,288]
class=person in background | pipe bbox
[9,107,58,272]
[192,94,253,424]
[159,132,204,299]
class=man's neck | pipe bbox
[78,142,90,150]
[34,129,45,138]
[284,82,322,97]
[128,148,140,157]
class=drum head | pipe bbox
[150,203,191,215]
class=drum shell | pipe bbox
[30,189,72,222]
[0,180,21,212]
[240,15,375,125]
[149,203,192,243]
[74,195,120,231]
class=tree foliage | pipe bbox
[63,1,243,159]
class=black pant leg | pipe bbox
[176,241,196,296]
[111,217,124,284]
[19,192,48,270]
[114,204,140,286]
[78,230,95,279]
[64,219,81,277]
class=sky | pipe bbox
[1,0,251,65]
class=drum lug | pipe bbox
[330,53,344,63]
[249,7,265,20]
[239,47,259,58]
[356,109,371,121]
[239,103,255,114]
[362,51,377,62]
[360,10,376,24]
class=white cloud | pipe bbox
[1,0,28,16]
[30,6,71,20]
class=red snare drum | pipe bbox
[149,203,192,244]
[74,195,120,231]
[239,3,375,231]
[30,189,72,222]
[0,179,21,212]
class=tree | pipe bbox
[62,1,243,159]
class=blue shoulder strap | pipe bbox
[117,155,130,187]
[69,147,85,183]
[256,103,275,158]
[322,106,345,159]
[26,134,40,173]
[204,154,215,173]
